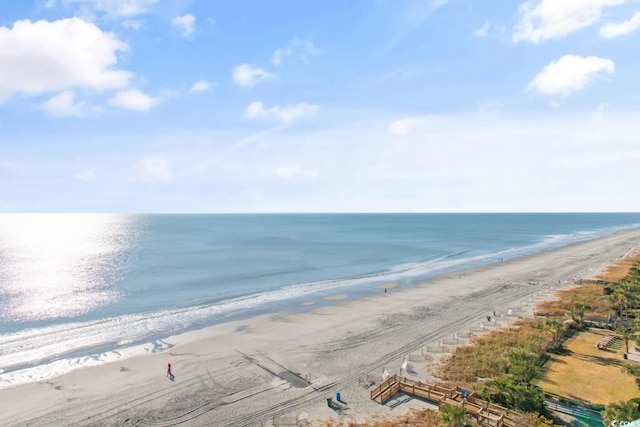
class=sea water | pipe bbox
[1,213,639,386]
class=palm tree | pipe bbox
[627,262,640,283]
[604,400,640,426]
[624,280,640,314]
[545,319,564,347]
[612,285,631,319]
[617,326,632,354]
[622,363,640,379]
[569,302,589,325]
[632,318,640,350]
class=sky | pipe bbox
[0,0,639,213]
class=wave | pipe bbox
[0,222,638,389]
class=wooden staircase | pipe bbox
[370,375,399,403]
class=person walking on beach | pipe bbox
[167,363,172,378]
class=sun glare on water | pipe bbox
[0,214,139,323]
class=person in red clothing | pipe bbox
[167,363,172,378]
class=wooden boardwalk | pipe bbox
[370,375,520,427]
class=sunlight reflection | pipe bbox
[0,214,139,322]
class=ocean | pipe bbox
[1,213,639,387]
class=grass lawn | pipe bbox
[537,329,640,405]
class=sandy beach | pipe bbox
[1,228,639,427]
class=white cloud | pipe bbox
[42,91,89,117]
[245,101,319,123]
[474,21,491,37]
[190,111,640,212]
[108,89,158,111]
[232,64,278,87]
[291,38,320,64]
[600,11,640,37]
[73,169,97,181]
[122,19,143,30]
[272,38,320,66]
[7,110,640,212]
[135,155,173,183]
[388,117,424,135]
[0,18,131,102]
[190,79,214,93]
[271,47,292,66]
[528,55,615,96]
[56,0,158,17]
[513,0,626,44]
[172,13,195,37]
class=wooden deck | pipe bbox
[370,375,521,427]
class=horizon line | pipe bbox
[1,211,640,215]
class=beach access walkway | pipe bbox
[370,375,520,427]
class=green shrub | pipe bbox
[440,403,468,427]
[478,376,546,413]
[604,400,640,426]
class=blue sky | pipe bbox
[1,0,639,212]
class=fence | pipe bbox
[544,399,603,424]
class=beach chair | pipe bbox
[326,397,348,412]
[359,375,377,389]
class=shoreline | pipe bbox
[1,227,639,426]
[3,224,635,388]
[0,225,627,389]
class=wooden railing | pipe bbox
[369,375,520,427]
[370,375,400,403]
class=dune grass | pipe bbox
[437,318,552,386]
[536,329,638,405]
[535,252,640,319]
[597,252,640,283]
[535,284,613,318]
[323,253,640,426]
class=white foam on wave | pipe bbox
[0,340,170,389]
[0,222,637,389]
